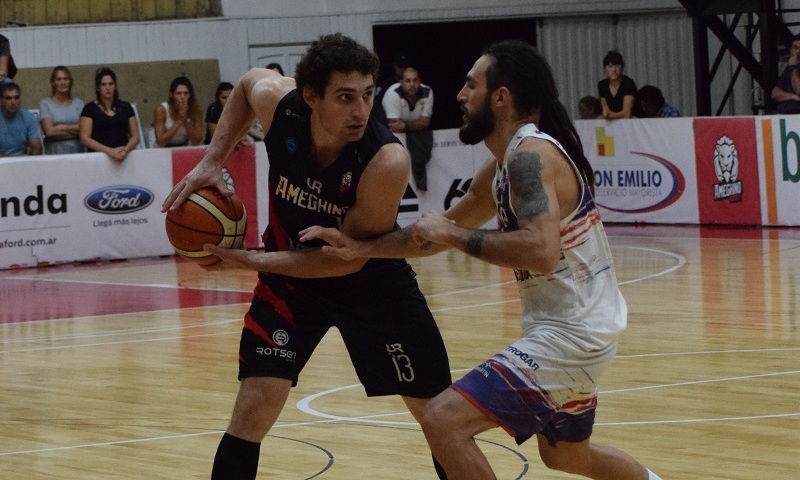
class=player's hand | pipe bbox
[298,226,365,261]
[202,244,264,271]
[162,162,231,213]
[411,212,456,247]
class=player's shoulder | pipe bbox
[245,68,296,101]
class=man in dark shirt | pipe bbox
[162,33,450,480]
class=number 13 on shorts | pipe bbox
[386,343,415,382]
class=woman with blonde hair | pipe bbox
[153,75,203,147]
[39,66,85,154]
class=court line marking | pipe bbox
[2,365,797,458]
[0,318,241,345]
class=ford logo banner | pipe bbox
[84,185,154,214]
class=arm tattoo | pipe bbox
[507,151,549,221]
[466,230,485,257]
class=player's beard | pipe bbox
[459,97,494,145]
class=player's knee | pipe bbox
[420,396,456,445]
[539,445,585,474]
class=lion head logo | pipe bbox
[713,135,739,183]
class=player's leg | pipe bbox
[536,435,660,480]
[211,281,326,480]
[211,377,292,480]
[417,388,499,480]
[338,271,452,478]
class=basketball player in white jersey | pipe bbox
[300,40,663,480]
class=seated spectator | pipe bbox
[0,82,42,156]
[771,33,800,114]
[205,81,251,148]
[635,85,681,118]
[0,33,16,85]
[79,67,139,162]
[39,66,85,154]
[597,50,637,119]
[153,76,203,147]
[578,95,603,119]
[265,62,284,75]
[382,66,434,191]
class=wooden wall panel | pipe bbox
[0,0,220,26]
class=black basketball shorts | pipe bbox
[238,274,452,399]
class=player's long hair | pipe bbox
[483,41,594,193]
[294,33,380,99]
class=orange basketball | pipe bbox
[165,187,247,265]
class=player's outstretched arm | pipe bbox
[300,157,499,260]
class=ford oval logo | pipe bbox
[84,185,154,214]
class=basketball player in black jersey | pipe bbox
[162,34,451,479]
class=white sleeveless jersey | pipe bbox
[493,124,626,351]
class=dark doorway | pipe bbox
[373,18,537,130]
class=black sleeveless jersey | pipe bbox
[258,89,412,297]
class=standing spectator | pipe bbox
[153,76,203,147]
[383,66,434,191]
[0,82,42,156]
[635,85,681,118]
[204,81,251,148]
[372,52,409,126]
[597,50,637,120]
[79,67,139,162]
[0,33,16,84]
[771,33,800,114]
[577,95,603,119]
[39,66,85,154]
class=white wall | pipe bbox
[220,0,680,18]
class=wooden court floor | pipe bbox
[1,224,798,479]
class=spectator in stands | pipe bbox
[79,67,139,162]
[373,51,409,126]
[577,95,603,119]
[383,66,434,191]
[153,76,203,147]
[0,82,42,156]
[265,62,284,75]
[635,85,681,118]
[0,34,16,84]
[205,81,251,148]
[39,66,85,154]
[597,50,637,120]
[771,33,800,114]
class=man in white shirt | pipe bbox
[382,66,434,191]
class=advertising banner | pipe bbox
[757,116,800,225]
[693,117,762,225]
[576,118,698,224]
[396,129,494,228]
[0,151,174,269]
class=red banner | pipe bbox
[693,117,762,225]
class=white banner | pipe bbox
[2,120,797,270]
[396,129,494,228]
[575,118,699,224]
[1,150,175,269]
[756,116,800,225]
